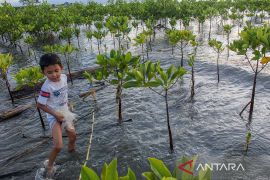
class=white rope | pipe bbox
[79,110,96,180]
[84,110,95,165]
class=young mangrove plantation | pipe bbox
[0,0,270,179]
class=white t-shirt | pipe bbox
[37,74,68,120]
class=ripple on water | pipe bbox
[1,21,270,179]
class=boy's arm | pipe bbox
[37,103,64,122]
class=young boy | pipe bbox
[37,53,76,177]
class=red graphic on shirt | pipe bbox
[40,91,50,98]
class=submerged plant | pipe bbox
[124,61,186,151]
[13,66,45,129]
[0,53,14,103]
[208,39,224,83]
[245,131,251,152]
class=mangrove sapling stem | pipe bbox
[149,87,164,97]
[180,42,184,67]
[28,47,31,57]
[113,35,116,49]
[90,39,93,52]
[245,54,255,72]
[116,84,123,123]
[97,41,100,54]
[77,36,80,49]
[65,54,73,85]
[258,63,268,74]
[209,18,212,40]
[141,44,144,61]
[33,51,37,62]
[227,34,230,60]
[191,65,195,98]
[217,50,220,83]
[149,37,152,51]
[165,90,174,151]
[146,41,149,59]
[4,76,14,103]
[239,101,251,117]
[34,91,45,130]
[248,60,259,123]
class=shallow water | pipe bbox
[1,19,270,180]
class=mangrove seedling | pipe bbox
[223,24,233,60]
[13,66,45,129]
[84,50,140,123]
[86,30,93,51]
[229,25,270,122]
[124,61,187,151]
[59,27,74,45]
[42,44,60,54]
[166,29,196,66]
[93,21,107,54]
[24,35,37,60]
[188,40,199,99]
[0,53,14,103]
[208,39,224,83]
[133,32,147,61]
[58,44,78,85]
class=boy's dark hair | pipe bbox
[39,53,62,71]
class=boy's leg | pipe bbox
[66,128,76,152]
[48,122,63,170]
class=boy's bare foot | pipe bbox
[43,159,56,179]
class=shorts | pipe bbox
[47,116,75,131]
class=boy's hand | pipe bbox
[55,111,64,122]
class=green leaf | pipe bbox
[101,163,108,180]
[123,81,141,88]
[125,52,132,62]
[148,158,172,179]
[161,178,177,180]
[110,49,116,58]
[96,54,105,64]
[120,168,136,180]
[144,81,162,87]
[80,165,100,180]
[135,71,144,81]
[142,172,156,180]
[83,71,93,83]
[167,66,174,79]
[106,159,118,180]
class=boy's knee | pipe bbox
[54,144,63,153]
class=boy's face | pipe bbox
[42,64,63,82]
